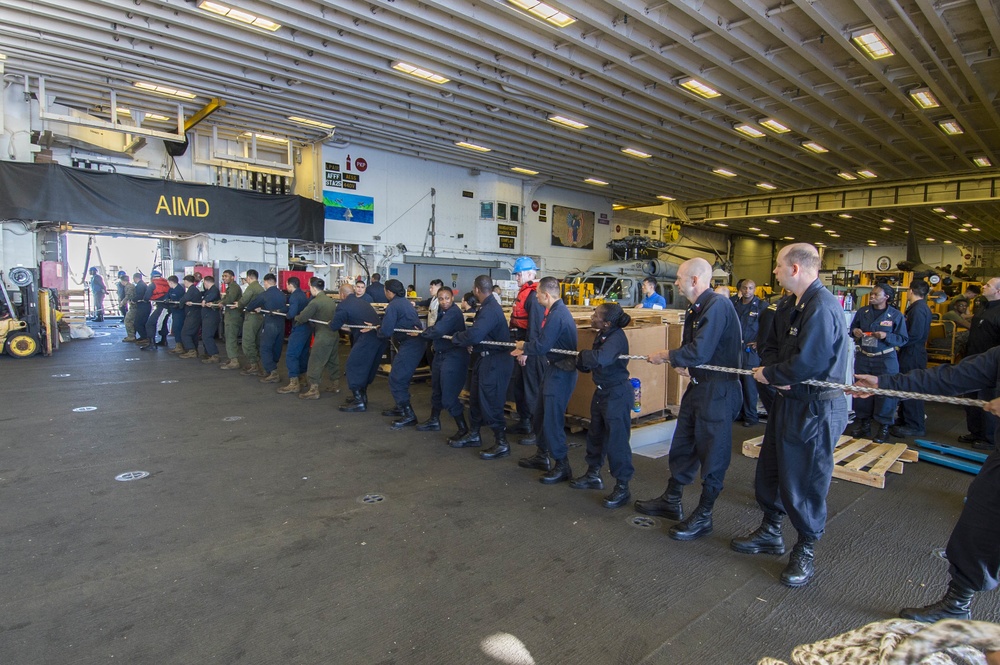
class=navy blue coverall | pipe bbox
[381,297,426,406]
[284,288,311,378]
[733,294,764,424]
[964,300,1000,444]
[577,326,634,482]
[179,284,203,351]
[366,281,388,303]
[452,296,514,434]
[522,299,578,461]
[850,303,908,425]
[421,302,469,418]
[755,297,794,414]
[133,280,151,340]
[667,290,742,499]
[879,346,1000,593]
[897,298,932,431]
[200,284,221,356]
[330,295,385,393]
[245,285,287,373]
[757,279,849,540]
[510,285,546,431]
[166,284,185,342]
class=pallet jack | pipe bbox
[0,267,43,358]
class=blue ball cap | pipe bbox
[117,270,128,278]
[150,270,162,278]
[512,256,538,274]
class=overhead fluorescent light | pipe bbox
[198,1,281,30]
[857,169,877,178]
[287,116,335,130]
[802,141,829,154]
[972,156,992,168]
[937,118,964,135]
[133,81,196,99]
[455,141,491,152]
[510,166,539,175]
[0,54,7,60]
[958,228,970,232]
[507,0,576,27]
[837,171,858,180]
[908,87,940,109]
[583,178,609,186]
[972,227,981,231]
[932,207,947,213]
[943,240,953,244]
[392,61,450,85]
[838,213,853,219]
[714,223,729,227]
[830,233,840,238]
[945,214,958,220]
[882,218,895,223]
[759,118,791,134]
[810,222,824,228]
[712,168,737,177]
[656,195,675,201]
[766,218,780,224]
[734,124,766,138]
[678,77,721,99]
[612,204,626,210]
[116,108,170,122]
[758,233,769,237]
[241,131,289,144]
[756,182,777,190]
[782,236,795,241]
[879,226,891,231]
[962,222,973,227]
[851,29,894,59]
[748,226,761,231]
[925,237,936,242]
[547,114,588,130]
[620,147,652,159]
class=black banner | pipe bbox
[0,162,324,242]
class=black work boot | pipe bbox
[512,418,532,435]
[450,428,481,448]
[382,404,405,418]
[480,428,511,460]
[569,466,604,490]
[603,481,631,509]
[669,492,716,541]
[416,410,441,432]
[390,402,417,430]
[900,580,975,622]
[872,423,891,443]
[339,390,367,413]
[634,478,685,521]
[539,458,572,484]
[849,418,871,439]
[447,414,470,444]
[781,536,818,588]
[518,448,553,471]
[730,512,786,555]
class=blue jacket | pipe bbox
[330,293,380,339]
[967,300,1000,356]
[900,298,932,363]
[577,326,629,386]
[166,284,185,308]
[286,289,310,328]
[134,280,149,302]
[732,295,764,345]
[641,292,667,309]
[380,296,422,342]
[850,304,908,353]
[669,289,742,383]
[761,279,849,398]
[179,284,202,308]
[422,302,466,353]
[245,285,288,322]
[366,281,388,303]
[882,345,1000,396]
[452,295,510,352]
[522,299,577,363]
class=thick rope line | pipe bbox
[326,325,985,408]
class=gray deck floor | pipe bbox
[1,323,997,664]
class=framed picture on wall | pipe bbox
[509,204,520,222]
[480,201,494,220]
[496,202,508,221]
[551,205,595,249]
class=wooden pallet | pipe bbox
[742,435,919,489]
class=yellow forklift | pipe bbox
[0,267,42,358]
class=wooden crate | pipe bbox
[665,323,691,407]
[623,307,685,325]
[742,435,919,489]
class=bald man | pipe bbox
[732,243,849,589]
[637,258,742,542]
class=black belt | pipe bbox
[777,389,842,402]
[595,380,629,391]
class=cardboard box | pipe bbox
[567,322,667,420]
[665,323,691,407]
